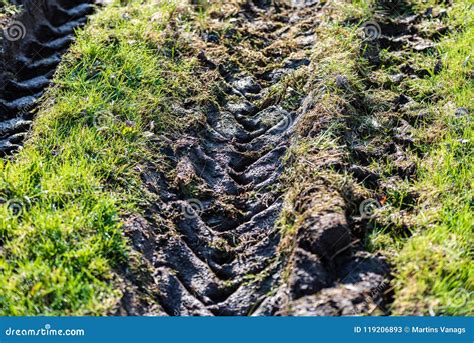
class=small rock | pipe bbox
[462,54,471,68]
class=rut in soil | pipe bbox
[122,1,390,316]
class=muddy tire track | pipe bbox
[0,0,96,155]
[121,1,391,316]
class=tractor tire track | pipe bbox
[122,1,390,316]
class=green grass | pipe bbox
[0,0,19,14]
[0,0,199,315]
[388,2,474,315]
[345,0,474,315]
[0,1,13,18]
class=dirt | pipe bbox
[116,0,406,316]
[0,0,96,155]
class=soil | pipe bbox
[118,1,401,316]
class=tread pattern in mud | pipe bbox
[0,0,95,155]
[157,83,293,316]
[122,1,390,316]
[154,43,296,317]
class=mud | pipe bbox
[0,0,96,155]
[119,1,395,316]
